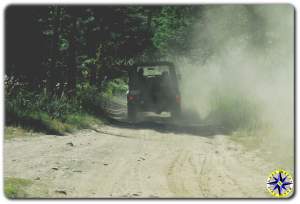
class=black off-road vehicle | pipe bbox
[127,62,181,120]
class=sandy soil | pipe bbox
[4,115,283,198]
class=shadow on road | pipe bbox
[103,112,231,138]
[101,97,232,137]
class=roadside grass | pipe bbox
[208,90,294,172]
[4,126,37,140]
[5,85,107,136]
[4,177,32,199]
[206,89,292,163]
[64,113,103,131]
[5,113,103,138]
[205,89,261,133]
[229,123,294,173]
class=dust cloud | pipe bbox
[175,5,294,170]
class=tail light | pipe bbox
[175,95,180,104]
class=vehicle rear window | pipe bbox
[137,66,170,76]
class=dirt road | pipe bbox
[4,113,284,198]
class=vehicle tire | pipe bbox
[128,104,137,121]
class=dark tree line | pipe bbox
[6,5,200,97]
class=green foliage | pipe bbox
[7,6,200,96]
[152,6,197,55]
[4,177,32,199]
[5,85,104,135]
[6,89,76,121]
[103,78,128,97]
[59,38,69,51]
[6,6,201,134]
[65,114,90,129]
[76,84,104,115]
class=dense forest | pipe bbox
[5,5,200,133]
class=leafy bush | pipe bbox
[5,83,104,135]
[103,78,128,97]
[76,84,105,115]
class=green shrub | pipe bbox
[103,78,128,97]
[5,84,105,135]
[76,84,104,115]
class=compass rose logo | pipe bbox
[266,169,293,198]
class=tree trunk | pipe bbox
[90,63,97,85]
[87,31,97,85]
[66,16,77,96]
[48,6,61,95]
[95,43,105,88]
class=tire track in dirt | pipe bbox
[166,148,213,197]
[196,154,209,197]
[4,124,277,198]
[167,150,190,196]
